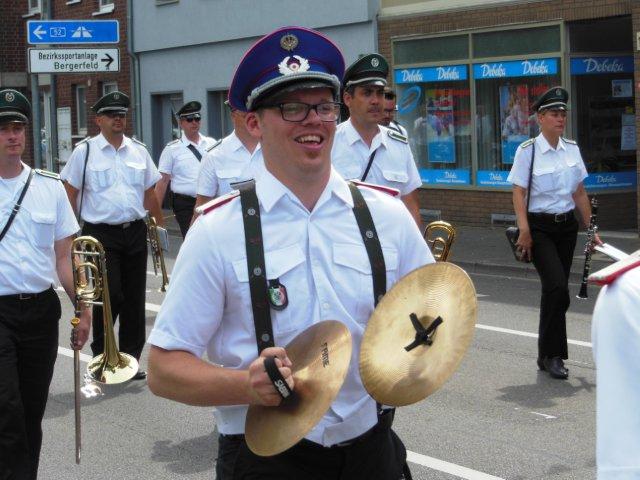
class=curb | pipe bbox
[454,260,585,283]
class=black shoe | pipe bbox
[540,357,568,379]
[132,370,147,380]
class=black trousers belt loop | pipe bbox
[528,210,574,223]
[0,287,54,302]
[83,218,144,230]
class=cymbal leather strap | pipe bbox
[264,356,296,404]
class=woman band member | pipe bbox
[507,87,600,380]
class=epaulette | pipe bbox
[34,169,61,180]
[131,137,147,147]
[195,190,241,215]
[588,251,640,286]
[351,180,400,197]
[387,129,408,144]
[166,139,180,146]
[205,138,223,153]
[519,138,535,148]
[562,137,577,145]
[76,137,90,145]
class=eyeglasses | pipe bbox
[103,112,126,119]
[183,115,201,123]
[263,102,342,122]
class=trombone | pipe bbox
[146,215,169,292]
[423,220,456,262]
[70,236,140,463]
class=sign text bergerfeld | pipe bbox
[28,48,120,74]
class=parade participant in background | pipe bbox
[591,253,640,479]
[380,87,408,136]
[0,89,90,479]
[193,101,263,214]
[147,26,433,479]
[61,91,163,381]
[508,87,600,380]
[154,101,216,237]
[332,54,423,228]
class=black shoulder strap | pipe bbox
[78,140,90,219]
[0,169,35,243]
[526,141,535,213]
[348,182,386,306]
[238,180,275,355]
[360,149,378,182]
[186,144,203,162]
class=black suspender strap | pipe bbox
[360,149,378,182]
[186,144,203,162]
[238,180,275,355]
[78,140,90,219]
[525,142,535,213]
[348,182,386,306]
[0,169,35,243]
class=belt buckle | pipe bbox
[122,222,131,229]
[554,213,566,223]
[18,293,33,300]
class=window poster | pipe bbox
[499,84,530,164]
[425,88,456,163]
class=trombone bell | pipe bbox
[423,220,456,262]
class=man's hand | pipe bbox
[70,306,92,350]
[247,347,294,406]
[516,227,533,262]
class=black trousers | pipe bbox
[215,411,410,480]
[0,288,60,480]
[172,193,196,238]
[529,212,579,360]
[82,219,148,360]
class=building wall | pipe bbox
[379,0,639,230]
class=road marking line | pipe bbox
[406,451,504,479]
[476,294,488,298]
[57,346,91,362]
[530,412,557,419]
[475,323,592,348]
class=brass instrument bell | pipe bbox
[424,220,456,262]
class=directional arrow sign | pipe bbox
[28,48,120,74]
[27,20,119,44]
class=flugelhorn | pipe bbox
[423,220,456,262]
[146,215,169,292]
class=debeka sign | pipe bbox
[394,65,467,84]
[570,56,633,75]
[473,58,558,79]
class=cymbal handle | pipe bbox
[264,356,296,404]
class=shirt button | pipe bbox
[322,302,330,310]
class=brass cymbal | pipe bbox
[245,320,353,456]
[360,262,477,406]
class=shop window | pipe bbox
[571,55,636,191]
[473,26,560,58]
[207,90,232,140]
[394,35,468,65]
[474,58,560,187]
[75,85,87,135]
[102,82,118,95]
[569,16,632,54]
[395,65,471,185]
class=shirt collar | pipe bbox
[343,118,385,151]
[95,133,131,151]
[536,133,566,153]
[255,167,353,213]
[229,130,261,156]
[181,133,203,147]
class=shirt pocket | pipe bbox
[332,155,361,180]
[88,164,115,190]
[381,169,409,184]
[125,161,146,187]
[532,165,556,193]
[217,168,243,186]
[31,211,56,248]
[232,244,306,334]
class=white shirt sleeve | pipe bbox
[147,217,225,357]
[157,145,174,175]
[60,142,89,189]
[507,144,532,188]
[397,201,435,274]
[402,146,422,196]
[142,148,162,190]
[54,180,80,240]
[197,151,219,198]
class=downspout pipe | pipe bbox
[127,0,142,139]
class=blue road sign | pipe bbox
[27,20,119,44]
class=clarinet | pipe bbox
[577,197,598,299]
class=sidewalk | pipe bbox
[163,209,640,281]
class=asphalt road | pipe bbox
[39,239,600,480]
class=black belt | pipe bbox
[173,192,196,201]
[0,286,53,301]
[528,210,574,223]
[84,218,144,229]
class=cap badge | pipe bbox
[371,57,380,68]
[280,34,299,52]
[278,55,310,76]
[5,92,15,103]
[555,88,561,96]
[113,93,120,100]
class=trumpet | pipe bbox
[423,220,456,262]
[146,215,169,292]
[70,236,140,463]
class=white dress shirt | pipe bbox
[148,167,433,446]
[507,134,588,214]
[331,119,422,196]
[197,131,263,198]
[0,164,79,295]
[61,134,161,224]
[158,133,216,197]
[592,266,640,479]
